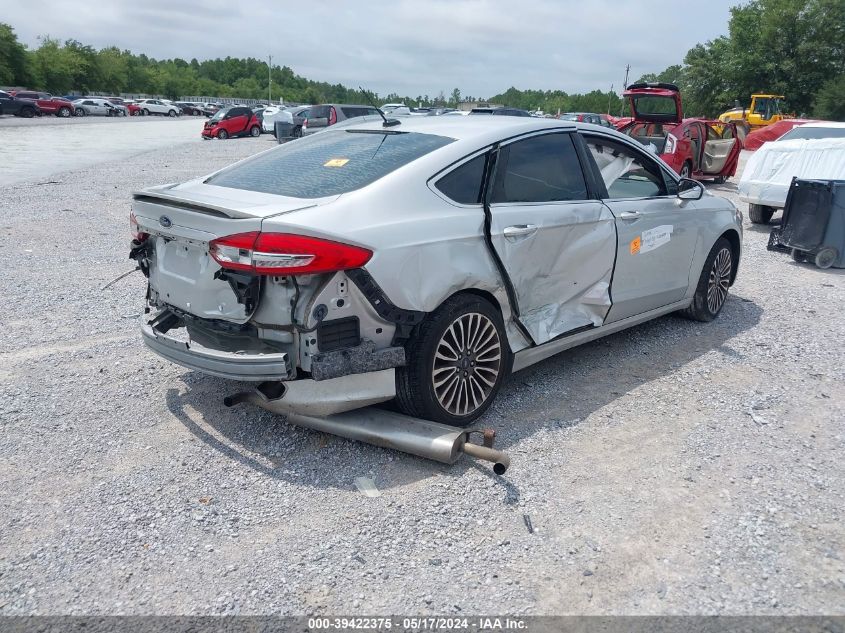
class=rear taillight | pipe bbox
[329,106,337,126]
[209,232,372,275]
[665,132,678,154]
[130,211,149,242]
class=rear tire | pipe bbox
[791,248,806,263]
[168,110,176,117]
[216,129,228,140]
[58,106,71,118]
[250,125,260,137]
[680,237,734,322]
[395,294,510,426]
[749,204,775,224]
[713,175,727,185]
[75,108,85,117]
[21,107,35,118]
[679,161,692,179]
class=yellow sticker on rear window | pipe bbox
[324,158,349,167]
[630,236,641,255]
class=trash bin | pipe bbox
[274,120,294,143]
[770,178,845,269]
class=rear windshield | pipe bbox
[631,95,677,116]
[779,126,845,141]
[207,129,454,198]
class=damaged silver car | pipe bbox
[131,116,742,426]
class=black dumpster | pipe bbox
[770,178,845,269]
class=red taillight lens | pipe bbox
[130,212,149,242]
[329,106,337,126]
[209,232,372,275]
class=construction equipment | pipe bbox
[718,94,788,131]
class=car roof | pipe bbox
[326,115,584,145]
[801,121,845,129]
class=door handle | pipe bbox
[503,224,538,239]
[619,211,642,220]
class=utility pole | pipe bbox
[607,83,614,115]
[268,55,272,105]
[620,64,631,117]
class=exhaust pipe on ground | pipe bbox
[224,390,510,474]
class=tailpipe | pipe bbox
[225,388,510,474]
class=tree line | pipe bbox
[1,0,843,119]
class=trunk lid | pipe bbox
[624,82,683,124]
[132,183,335,323]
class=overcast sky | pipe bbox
[7,0,737,98]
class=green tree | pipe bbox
[0,23,30,86]
[449,87,461,107]
[813,75,845,120]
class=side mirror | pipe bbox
[677,178,704,201]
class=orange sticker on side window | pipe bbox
[323,158,349,167]
[630,236,641,255]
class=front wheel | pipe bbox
[58,107,71,118]
[75,108,85,117]
[216,129,229,139]
[168,110,176,117]
[680,237,734,322]
[713,175,727,185]
[815,247,838,269]
[748,204,775,224]
[679,161,692,179]
[142,108,150,116]
[395,294,510,426]
[21,108,35,118]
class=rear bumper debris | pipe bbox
[141,318,292,382]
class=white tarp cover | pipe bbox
[739,138,845,208]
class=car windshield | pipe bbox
[779,126,845,141]
[209,109,228,122]
[206,129,454,198]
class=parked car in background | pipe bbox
[201,106,262,139]
[135,99,180,117]
[560,112,615,128]
[739,121,845,223]
[619,83,742,183]
[469,107,532,117]
[0,90,40,117]
[122,101,142,116]
[300,104,382,134]
[72,98,126,117]
[743,119,817,151]
[262,105,310,136]
[174,102,204,116]
[10,91,74,117]
[132,116,741,426]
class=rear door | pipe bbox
[580,133,699,322]
[487,132,617,344]
[224,107,249,134]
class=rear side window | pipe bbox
[207,130,454,198]
[435,154,487,204]
[309,105,330,118]
[491,133,588,203]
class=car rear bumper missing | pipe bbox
[141,318,293,382]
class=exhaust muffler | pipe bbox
[225,389,510,474]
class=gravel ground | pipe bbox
[0,124,843,616]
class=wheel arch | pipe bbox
[719,228,741,285]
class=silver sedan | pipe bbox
[130,117,742,425]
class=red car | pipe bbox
[201,106,262,140]
[10,91,75,117]
[619,83,742,183]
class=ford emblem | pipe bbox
[159,215,172,228]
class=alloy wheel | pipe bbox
[707,247,732,313]
[432,312,502,416]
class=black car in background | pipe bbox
[175,102,204,116]
[0,90,40,118]
[468,107,532,117]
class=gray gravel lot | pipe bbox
[0,121,843,616]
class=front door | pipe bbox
[580,134,700,322]
[487,132,617,344]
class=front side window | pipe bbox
[435,154,487,204]
[491,133,588,204]
[583,136,670,199]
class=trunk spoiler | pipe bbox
[131,187,318,220]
